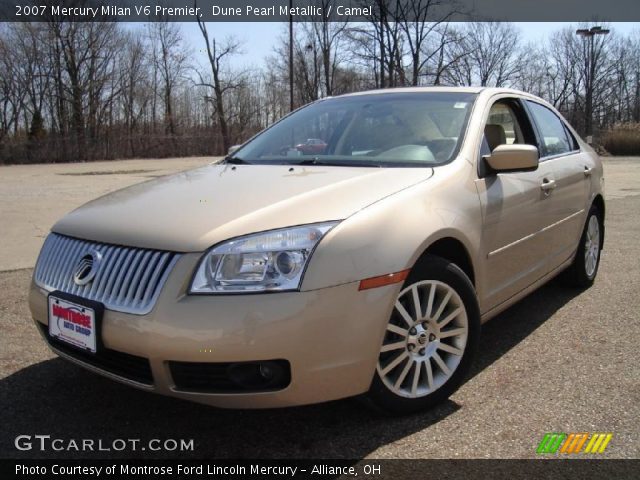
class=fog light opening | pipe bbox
[259,363,274,380]
[227,361,289,390]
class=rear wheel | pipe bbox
[367,255,480,414]
[563,205,603,288]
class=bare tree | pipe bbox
[395,0,458,86]
[2,20,640,164]
[0,30,23,145]
[148,21,189,136]
[427,24,469,85]
[45,20,121,159]
[195,18,242,153]
[306,2,349,96]
[445,23,522,87]
[117,31,153,155]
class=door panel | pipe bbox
[476,162,557,310]
[543,154,588,265]
[524,101,590,270]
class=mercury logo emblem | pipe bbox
[72,250,101,286]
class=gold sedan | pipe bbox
[29,87,604,414]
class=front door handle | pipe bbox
[540,178,556,194]
[584,166,594,177]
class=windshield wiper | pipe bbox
[223,156,252,165]
[293,158,381,167]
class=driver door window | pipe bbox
[483,102,526,154]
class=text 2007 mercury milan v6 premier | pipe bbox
[29,87,604,414]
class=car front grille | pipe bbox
[34,233,179,315]
[37,322,153,385]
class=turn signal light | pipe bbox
[358,269,410,291]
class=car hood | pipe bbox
[52,163,433,252]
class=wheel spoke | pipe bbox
[411,285,423,320]
[380,351,408,376]
[438,307,462,329]
[432,290,452,322]
[380,341,406,353]
[425,358,434,389]
[411,361,421,396]
[386,323,408,337]
[437,342,463,356]
[395,300,414,327]
[439,327,466,339]
[425,283,436,319]
[432,352,451,376]
[394,358,414,389]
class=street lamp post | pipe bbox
[289,0,294,112]
[576,26,610,143]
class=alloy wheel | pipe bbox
[377,280,468,399]
[584,215,600,278]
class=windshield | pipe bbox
[232,92,476,167]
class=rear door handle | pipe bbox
[584,166,594,177]
[540,178,556,194]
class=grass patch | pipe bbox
[601,123,640,156]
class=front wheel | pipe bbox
[366,255,480,414]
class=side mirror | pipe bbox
[484,144,539,173]
[228,145,241,156]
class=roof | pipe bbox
[339,86,486,97]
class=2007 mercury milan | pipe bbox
[29,87,604,414]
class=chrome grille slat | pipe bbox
[61,239,84,294]
[109,249,135,304]
[89,245,112,297]
[101,247,126,300]
[142,252,170,306]
[69,241,90,295]
[42,235,63,285]
[45,235,67,286]
[125,251,152,305]
[134,251,160,308]
[34,233,180,315]
[68,240,85,297]
[117,250,144,304]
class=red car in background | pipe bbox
[295,138,327,155]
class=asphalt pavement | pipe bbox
[0,157,638,459]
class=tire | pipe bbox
[562,205,603,288]
[366,254,480,415]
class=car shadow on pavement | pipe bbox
[0,356,461,460]
[0,279,581,460]
[470,278,582,380]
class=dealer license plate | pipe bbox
[48,295,97,353]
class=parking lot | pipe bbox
[0,156,638,459]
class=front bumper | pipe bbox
[29,253,400,408]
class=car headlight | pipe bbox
[190,222,338,294]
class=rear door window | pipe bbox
[525,101,574,157]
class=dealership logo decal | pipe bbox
[536,433,613,454]
[52,303,92,337]
[72,250,101,286]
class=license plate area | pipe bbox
[48,291,104,354]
